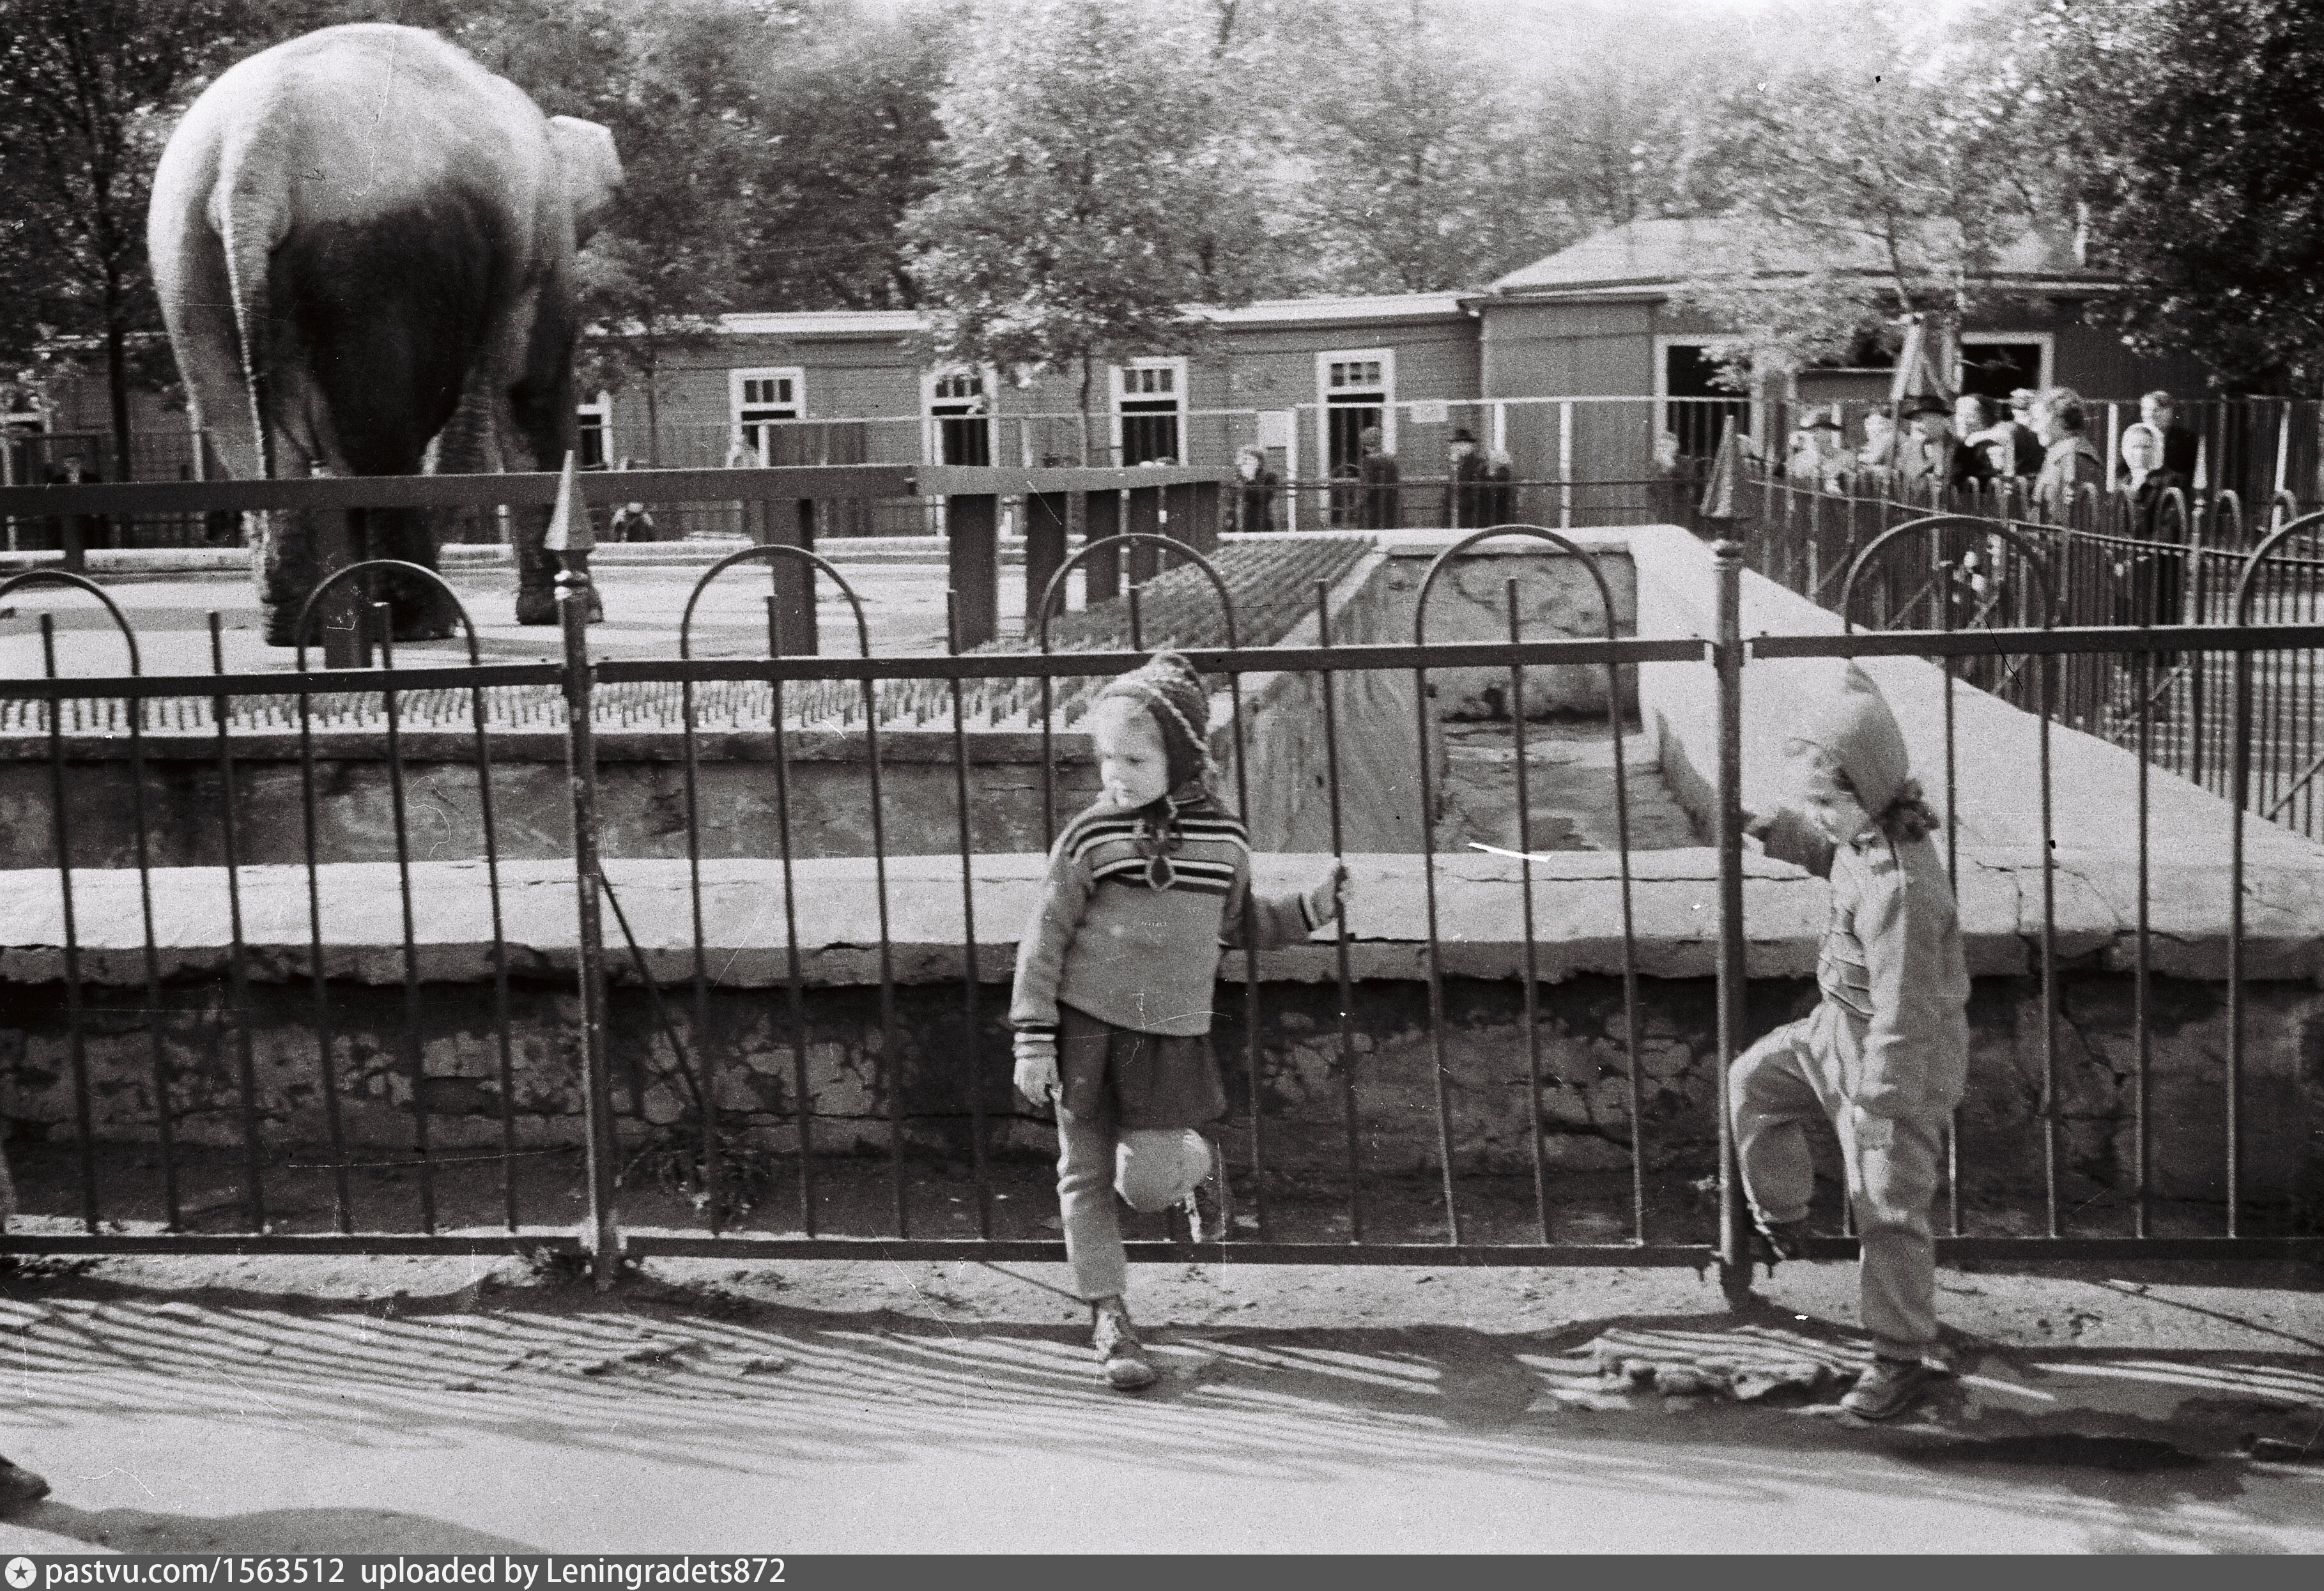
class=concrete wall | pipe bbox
[1229,529,1644,857]
[3,852,2316,1217]
[1629,523,2324,872]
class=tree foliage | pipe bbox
[2017,0,2324,393]
[0,0,250,473]
[1669,4,2054,380]
[902,0,1266,453]
[736,0,954,311]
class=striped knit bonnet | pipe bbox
[1095,651,1213,791]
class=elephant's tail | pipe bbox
[216,150,281,482]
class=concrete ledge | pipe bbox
[7,847,2324,990]
[1630,523,2324,876]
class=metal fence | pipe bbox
[0,467,2318,1284]
[1746,463,2324,845]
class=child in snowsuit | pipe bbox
[1011,653,1343,1391]
[1738,663,1970,1422]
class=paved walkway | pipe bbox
[0,1257,2316,1553]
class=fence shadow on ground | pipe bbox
[0,1269,2314,1549]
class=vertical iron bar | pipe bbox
[1607,595,1647,1249]
[2228,638,2249,1238]
[1711,543,1751,1299]
[862,660,903,1240]
[765,598,816,1238]
[1940,558,1961,1237]
[561,572,622,1287]
[945,590,991,1238]
[295,650,352,1233]
[469,661,519,1232]
[2038,643,2059,1238]
[39,617,98,1233]
[123,650,179,1229]
[1226,638,1264,1243]
[371,609,433,1234]
[679,661,717,1233]
[1413,649,1459,1245]
[208,613,265,1232]
[2135,642,2152,1238]
[1505,583,1551,1243]
[1316,583,1362,1244]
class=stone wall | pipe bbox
[2,853,2316,1219]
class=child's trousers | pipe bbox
[1730,1012,1946,1362]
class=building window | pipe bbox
[1656,339,1751,459]
[576,393,613,470]
[1315,350,1394,522]
[1112,358,1185,466]
[728,367,804,463]
[1958,337,2053,403]
[925,367,992,467]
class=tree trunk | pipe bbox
[1078,354,1095,466]
[104,313,132,485]
[643,339,661,468]
[102,266,132,558]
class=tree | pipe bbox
[903,0,1269,460]
[1266,0,1553,293]
[1669,5,2054,383]
[2016,0,2324,393]
[0,0,245,480]
[734,0,955,311]
[440,0,769,463]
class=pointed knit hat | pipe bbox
[1096,651,1212,790]
[1789,662,1911,815]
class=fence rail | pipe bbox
[1744,465,2324,847]
[2,485,2320,1284]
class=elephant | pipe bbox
[149,23,622,645]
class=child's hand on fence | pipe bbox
[1305,861,1350,930]
[1012,1029,1060,1109]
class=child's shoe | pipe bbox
[1841,1356,1939,1421]
[1752,1217,1815,1264]
[1184,1153,1228,1245]
[1090,1296,1159,1392]
[0,1457,50,1513]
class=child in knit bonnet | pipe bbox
[1738,662,1969,1422]
[1010,652,1344,1390]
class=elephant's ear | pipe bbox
[549,116,624,244]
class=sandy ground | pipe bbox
[0,1250,2317,1554]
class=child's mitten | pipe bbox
[1012,1028,1060,1107]
[1304,861,1350,929]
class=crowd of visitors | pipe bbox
[1780,387,2199,536]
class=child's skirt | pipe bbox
[1056,1005,1226,1130]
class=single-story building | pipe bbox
[13,218,2215,528]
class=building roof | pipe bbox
[714,309,924,338]
[1488,217,2114,298]
[707,293,1467,341]
[1194,292,1470,326]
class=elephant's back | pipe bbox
[187,24,553,231]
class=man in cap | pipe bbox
[1903,395,1993,496]
[1447,427,1488,526]
[1790,411,1852,493]
[2001,390,2048,479]
[1357,424,1399,530]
